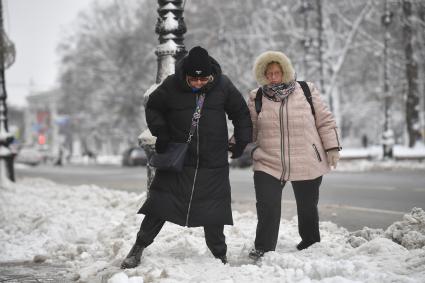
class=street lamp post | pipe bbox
[139,0,187,189]
[155,0,187,83]
[381,0,394,159]
[0,0,16,186]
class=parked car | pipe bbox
[229,143,256,168]
[15,146,44,166]
[122,147,147,166]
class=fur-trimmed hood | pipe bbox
[253,51,295,86]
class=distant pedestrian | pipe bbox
[247,51,342,260]
[82,149,97,164]
[121,46,252,268]
[362,134,368,148]
[54,147,63,166]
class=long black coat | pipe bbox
[138,55,252,227]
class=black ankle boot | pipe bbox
[296,240,318,250]
[217,255,228,264]
[248,248,265,260]
[121,241,145,269]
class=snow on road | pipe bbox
[1,178,424,283]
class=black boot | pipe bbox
[216,255,228,264]
[296,240,318,250]
[248,248,265,260]
[121,241,145,269]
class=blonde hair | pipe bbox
[264,61,284,75]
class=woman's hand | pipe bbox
[327,149,340,169]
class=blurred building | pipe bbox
[8,106,25,145]
[25,89,62,157]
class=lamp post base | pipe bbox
[0,155,14,187]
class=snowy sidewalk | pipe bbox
[1,178,424,283]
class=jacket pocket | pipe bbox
[312,144,322,162]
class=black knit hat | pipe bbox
[183,46,212,77]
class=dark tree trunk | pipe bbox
[403,0,420,147]
[419,3,425,143]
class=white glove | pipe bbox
[327,149,340,169]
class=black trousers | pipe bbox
[254,171,322,252]
[135,214,227,258]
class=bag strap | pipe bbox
[254,88,262,115]
[298,81,315,118]
[187,93,206,143]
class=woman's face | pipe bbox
[187,76,210,89]
[265,63,283,85]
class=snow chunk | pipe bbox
[138,129,156,145]
[108,272,144,283]
[348,227,384,248]
[385,207,425,249]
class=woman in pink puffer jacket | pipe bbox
[247,51,342,260]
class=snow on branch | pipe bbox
[325,0,372,99]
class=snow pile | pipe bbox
[385,207,425,250]
[0,178,144,263]
[348,207,425,250]
[1,179,424,283]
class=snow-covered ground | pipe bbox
[337,159,425,172]
[1,178,424,283]
[333,145,425,172]
[341,144,425,159]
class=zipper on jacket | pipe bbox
[312,144,322,162]
[279,101,286,185]
[285,101,291,180]
[185,96,200,227]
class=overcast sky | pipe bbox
[4,0,92,107]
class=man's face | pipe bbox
[187,76,210,89]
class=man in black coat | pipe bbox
[121,46,252,268]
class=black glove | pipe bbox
[229,143,247,159]
[155,137,170,154]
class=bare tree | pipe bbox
[402,0,421,147]
[55,0,425,151]
[58,0,157,154]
